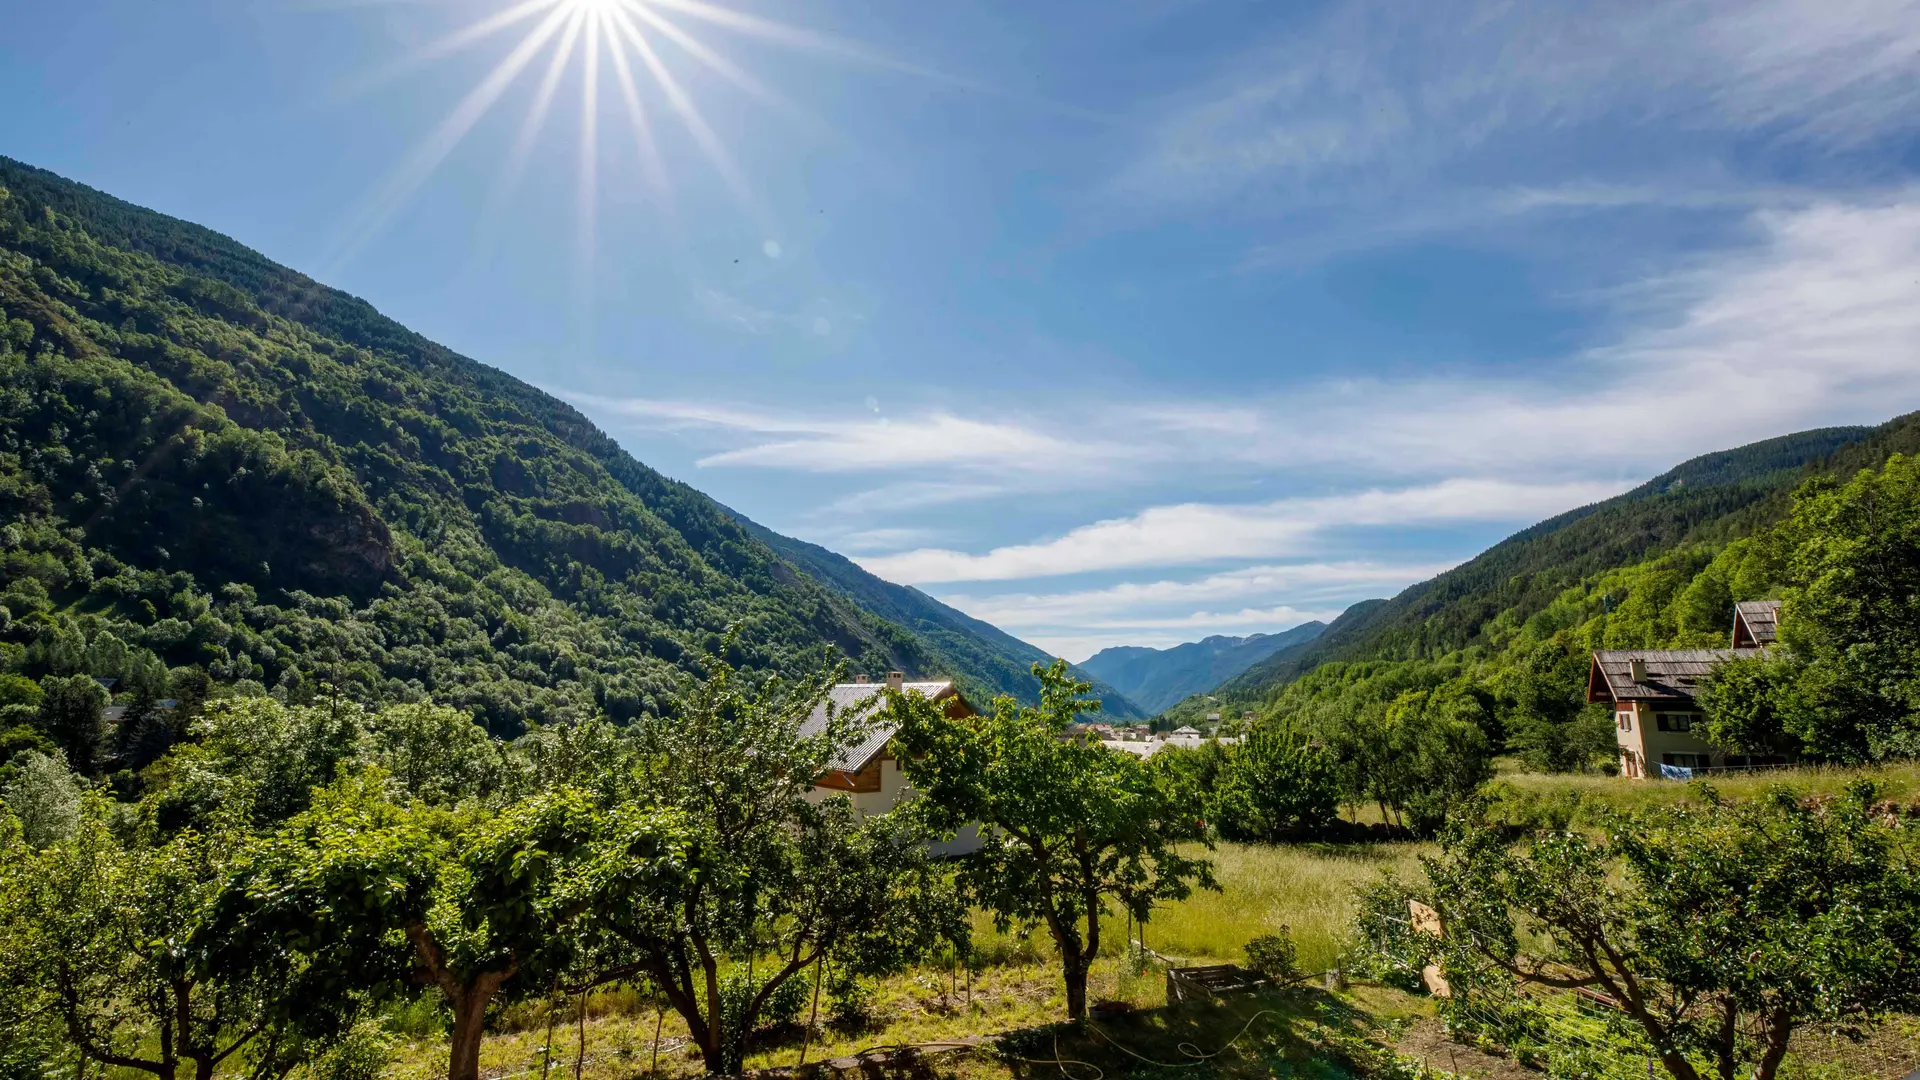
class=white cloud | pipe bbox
[856,479,1620,584]
[939,561,1458,628]
[580,194,1920,491]
[562,193,1920,653]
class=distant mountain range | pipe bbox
[1079,623,1327,714]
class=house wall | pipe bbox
[805,751,984,855]
[1614,701,1721,778]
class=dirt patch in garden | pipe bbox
[1391,1016,1541,1080]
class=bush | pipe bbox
[1244,930,1302,985]
[1347,873,1431,992]
[826,972,877,1030]
[720,969,810,1032]
[307,1020,396,1080]
[763,971,811,1028]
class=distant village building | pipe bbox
[798,671,982,855]
[1587,600,1788,779]
[1102,724,1238,759]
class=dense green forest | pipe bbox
[1160,414,1920,780]
[0,156,1079,767]
[725,509,1146,717]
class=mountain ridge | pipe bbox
[1080,622,1326,714]
[720,509,1147,717]
[1160,418,1919,719]
[0,155,1070,735]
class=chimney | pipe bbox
[854,674,870,684]
[886,671,905,691]
[1629,658,1648,683]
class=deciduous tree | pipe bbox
[575,643,952,1074]
[1428,783,1920,1080]
[891,660,1216,1019]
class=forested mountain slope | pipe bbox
[1214,422,1903,701]
[1081,622,1324,713]
[0,156,958,735]
[1145,413,1920,779]
[724,512,1146,717]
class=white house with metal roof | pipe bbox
[797,671,983,855]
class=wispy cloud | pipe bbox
[573,193,1920,497]
[567,392,1154,478]
[1108,0,1920,214]
[857,479,1620,584]
[940,560,1453,628]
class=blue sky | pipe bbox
[6,0,1920,660]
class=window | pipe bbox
[1617,709,1633,732]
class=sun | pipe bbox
[324,0,894,273]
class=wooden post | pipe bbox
[574,986,587,1080]
[796,956,824,1067]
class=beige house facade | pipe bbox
[1587,601,1788,779]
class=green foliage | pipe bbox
[207,774,677,1080]
[305,1019,398,1080]
[825,970,878,1030]
[0,795,348,1080]
[891,660,1217,1019]
[1242,929,1301,984]
[34,674,106,773]
[1205,722,1339,840]
[572,640,952,1074]
[0,155,951,750]
[1426,784,1920,1080]
[0,749,79,847]
[1346,873,1431,993]
[1719,455,1920,761]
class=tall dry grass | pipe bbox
[1493,760,1920,820]
[1131,842,1430,970]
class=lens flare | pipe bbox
[323,0,884,273]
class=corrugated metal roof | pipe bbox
[798,680,955,773]
[1733,600,1782,646]
[1590,649,1744,702]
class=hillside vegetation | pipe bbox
[1162,415,1920,781]
[0,156,1078,749]
[726,512,1145,717]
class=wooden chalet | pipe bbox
[1586,601,1789,778]
[1730,599,1781,649]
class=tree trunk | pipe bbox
[1753,1014,1794,1080]
[446,974,508,1080]
[1063,953,1090,1020]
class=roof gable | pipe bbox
[1731,600,1782,649]
[799,679,963,774]
[1587,649,1743,703]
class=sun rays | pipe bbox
[323,0,858,273]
